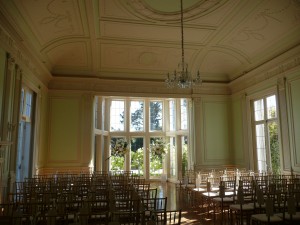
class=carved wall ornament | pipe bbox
[263,56,300,80]
[0,26,50,83]
[40,0,75,34]
[228,0,293,45]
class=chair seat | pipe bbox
[213,197,235,203]
[251,214,283,222]
[277,211,300,220]
[230,203,255,211]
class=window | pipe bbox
[95,97,191,180]
[149,137,164,177]
[110,137,126,170]
[149,101,163,131]
[253,95,280,174]
[130,100,144,131]
[181,136,188,177]
[20,88,33,122]
[110,100,125,131]
[95,97,98,128]
[180,99,188,130]
[169,137,176,178]
[130,137,144,175]
[169,100,176,131]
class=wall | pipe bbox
[287,72,300,172]
[194,96,233,168]
[0,48,5,130]
[38,92,94,174]
[231,96,246,167]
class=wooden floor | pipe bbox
[151,181,224,225]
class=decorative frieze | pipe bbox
[0,25,51,84]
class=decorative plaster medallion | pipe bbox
[120,0,226,21]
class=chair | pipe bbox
[141,197,167,222]
[110,211,145,225]
[277,184,300,224]
[0,203,13,225]
[229,180,255,225]
[251,193,283,224]
[212,179,237,224]
[75,200,110,225]
[151,209,182,225]
[11,207,23,225]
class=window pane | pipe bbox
[169,137,176,178]
[255,124,267,172]
[267,95,277,119]
[180,99,188,130]
[254,99,264,121]
[169,100,176,131]
[182,136,188,177]
[130,101,144,131]
[110,137,126,170]
[149,137,164,177]
[268,121,280,174]
[149,101,163,131]
[130,137,144,176]
[110,100,125,131]
[25,91,32,119]
[95,98,98,128]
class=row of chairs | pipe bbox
[230,176,300,225]
[0,171,182,225]
[178,169,300,225]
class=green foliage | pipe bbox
[131,148,144,175]
[150,101,162,130]
[110,156,125,170]
[269,122,280,174]
[182,144,188,177]
[131,102,144,131]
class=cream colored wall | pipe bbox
[0,48,5,131]
[231,97,245,167]
[39,92,94,174]
[195,96,233,168]
[287,75,300,172]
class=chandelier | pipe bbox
[165,0,202,89]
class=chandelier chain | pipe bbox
[165,0,202,89]
[180,0,184,72]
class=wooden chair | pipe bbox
[229,180,255,225]
[251,193,283,224]
[141,197,167,222]
[151,209,182,225]
[212,178,237,224]
[110,211,145,225]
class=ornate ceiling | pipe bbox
[0,0,300,84]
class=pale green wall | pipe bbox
[45,93,94,172]
[231,97,245,166]
[200,98,231,165]
[290,78,300,166]
[48,97,81,163]
[36,88,49,168]
[0,48,5,128]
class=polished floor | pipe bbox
[151,181,222,225]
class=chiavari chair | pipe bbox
[230,180,256,225]
[141,197,167,222]
[150,209,182,225]
[212,178,237,224]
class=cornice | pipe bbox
[229,46,300,94]
[48,77,230,97]
[0,23,52,86]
